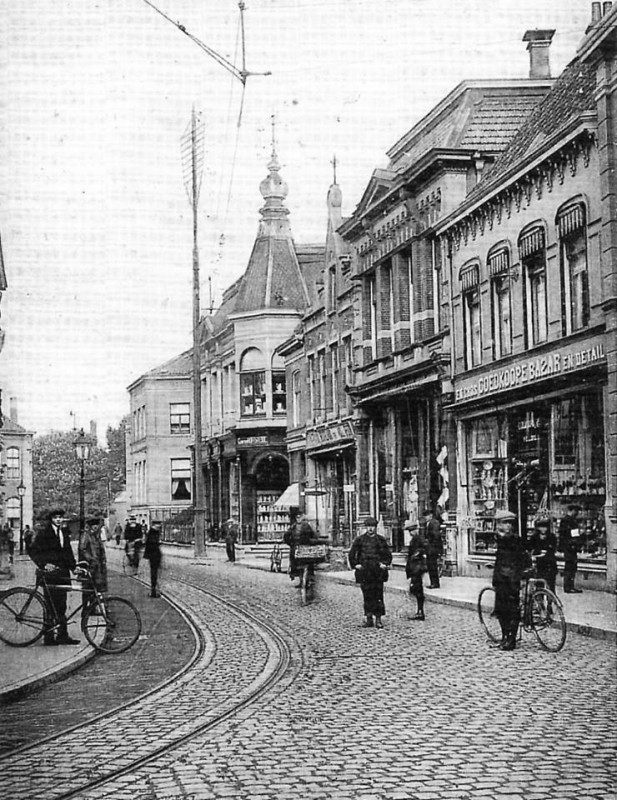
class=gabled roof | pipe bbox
[137,349,193,383]
[453,57,596,214]
[233,236,309,313]
[387,80,551,171]
[1,414,30,435]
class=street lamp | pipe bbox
[17,479,26,555]
[73,429,91,534]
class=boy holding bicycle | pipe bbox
[491,509,532,651]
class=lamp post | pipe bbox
[17,479,26,555]
[73,429,91,535]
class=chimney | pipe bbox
[603,2,613,16]
[89,420,97,443]
[9,396,18,425]
[523,29,556,79]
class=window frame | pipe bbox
[520,226,548,348]
[169,402,190,435]
[171,457,192,502]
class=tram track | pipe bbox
[0,576,295,800]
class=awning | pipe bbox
[273,483,300,509]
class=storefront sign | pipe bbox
[306,420,355,450]
[453,336,606,404]
[237,435,269,447]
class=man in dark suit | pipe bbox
[29,508,79,645]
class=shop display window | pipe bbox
[467,416,508,554]
[550,392,606,562]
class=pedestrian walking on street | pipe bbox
[124,515,143,567]
[284,513,318,587]
[348,517,392,629]
[559,504,583,593]
[492,509,532,651]
[113,522,122,546]
[78,516,108,595]
[225,517,239,562]
[29,509,80,646]
[422,507,443,589]
[143,520,163,598]
[527,518,558,595]
[405,520,428,621]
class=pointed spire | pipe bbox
[259,114,289,223]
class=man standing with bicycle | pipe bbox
[491,509,532,651]
[29,509,79,646]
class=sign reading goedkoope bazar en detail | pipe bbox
[453,333,606,404]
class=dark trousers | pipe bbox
[42,570,71,638]
[563,555,577,591]
[226,542,236,562]
[494,583,520,641]
[426,554,440,588]
[409,574,425,612]
[360,580,386,617]
[149,557,161,593]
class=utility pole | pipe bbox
[181,110,206,558]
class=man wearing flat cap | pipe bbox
[78,516,108,595]
[491,509,532,651]
[405,519,428,620]
[348,517,392,628]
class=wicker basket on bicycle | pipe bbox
[294,543,328,564]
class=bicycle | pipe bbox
[478,573,566,652]
[0,561,142,654]
[294,543,328,606]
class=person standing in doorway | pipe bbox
[348,517,392,629]
[492,509,532,651]
[225,518,239,563]
[405,520,428,621]
[143,520,163,598]
[559,504,583,593]
[29,509,79,646]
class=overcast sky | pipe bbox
[1,0,590,441]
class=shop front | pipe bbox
[305,420,356,546]
[451,331,611,590]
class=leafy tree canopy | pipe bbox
[32,420,127,526]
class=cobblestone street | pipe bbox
[1,554,615,800]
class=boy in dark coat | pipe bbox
[348,517,392,629]
[492,510,532,651]
[527,518,558,594]
[405,520,428,621]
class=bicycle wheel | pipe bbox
[82,595,142,654]
[300,565,314,606]
[531,588,566,652]
[478,586,502,643]
[0,588,47,646]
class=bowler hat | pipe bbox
[363,517,378,527]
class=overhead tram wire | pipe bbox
[141,0,271,311]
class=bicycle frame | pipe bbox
[36,568,104,633]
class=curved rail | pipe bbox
[0,579,293,800]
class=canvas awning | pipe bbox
[273,483,300,509]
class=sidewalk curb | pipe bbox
[1,646,97,704]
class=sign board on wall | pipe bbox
[453,333,606,405]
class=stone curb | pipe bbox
[1,645,97,703]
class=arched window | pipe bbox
[557,201,589,334]
[488,243,512,360]
[460,261,481,368]
[240,348,266,416]
[5,447,20,480]
[519,224,548,347]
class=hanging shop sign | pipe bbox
[453,334,606,404]
[306,420,355,450]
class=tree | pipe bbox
[32,422,127,525]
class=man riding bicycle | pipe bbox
[284,513,319,588]
[123,516,144,568]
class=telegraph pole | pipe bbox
[181,110,206,558]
